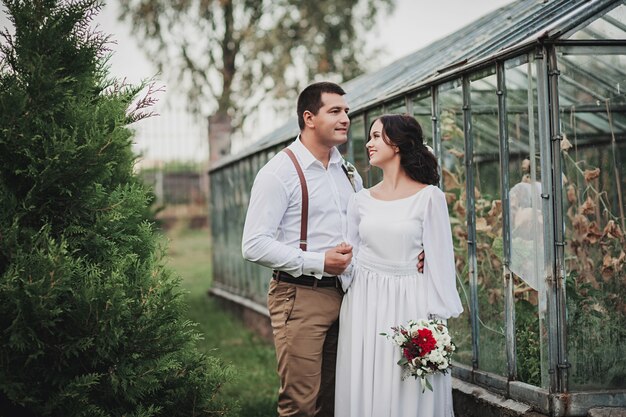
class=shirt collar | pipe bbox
[290,135,343,169]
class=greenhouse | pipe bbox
[209,0,626,415]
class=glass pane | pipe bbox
[439,80,472,368]
[222,166,233,288]
[237,162,250,295]
[366,107,384,187]
[348,114,368,183]
[471,69,507,376]
[386,97,406,114]
[506,56,548,388]
[210,170,223,285]
[411,91,433,149]
[252,154,258,178]
[229,165,240,293]
[557,51,626,390]
[337,141,348,155]
[567,4,626,40]
[232,165,242,294]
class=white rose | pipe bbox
[428,352,441,363]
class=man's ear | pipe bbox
[303,110,315,129]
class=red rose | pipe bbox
[413,328,437,357]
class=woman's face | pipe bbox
[366,119,397,168]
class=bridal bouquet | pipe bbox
[381,319,455,392]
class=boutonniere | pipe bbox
[342,159,357,192]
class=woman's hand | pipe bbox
[417,250,425,273]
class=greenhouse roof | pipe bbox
[212,0,623,170]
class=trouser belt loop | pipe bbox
[313,277,319,289]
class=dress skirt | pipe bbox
[335,254,454,417]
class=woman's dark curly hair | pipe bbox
[369,114,440,185]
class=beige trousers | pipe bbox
[267,278,343,417]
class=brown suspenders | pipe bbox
[282,148,309,251]
[282,147,355,253]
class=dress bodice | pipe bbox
[355,187,430,266]
[336,184,461,417]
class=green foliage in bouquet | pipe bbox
[0,1,234,415]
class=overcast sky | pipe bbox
[2,0,516,162]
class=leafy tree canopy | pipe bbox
[118,0,394,130]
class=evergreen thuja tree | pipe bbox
[0,1,234,416]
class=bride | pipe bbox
[335,114,463,417]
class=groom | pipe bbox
[242,82,424,416]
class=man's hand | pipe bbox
[324,242,353,275]
[417,250,425,273]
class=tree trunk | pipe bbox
[208,112,232,164]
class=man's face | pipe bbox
[309,92,350,147]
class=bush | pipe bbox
[0,1,234,415]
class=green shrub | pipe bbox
[0,1,234,415]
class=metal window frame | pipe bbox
[497,59,518,382]
[449,42,626,415]
[462,75,481,371]
[209,17,626,415]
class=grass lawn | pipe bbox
[164,226,279,417]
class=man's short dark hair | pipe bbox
[296,82,346,130]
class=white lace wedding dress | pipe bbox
[335,185,463,417]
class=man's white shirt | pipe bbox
[242,137,364,279]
